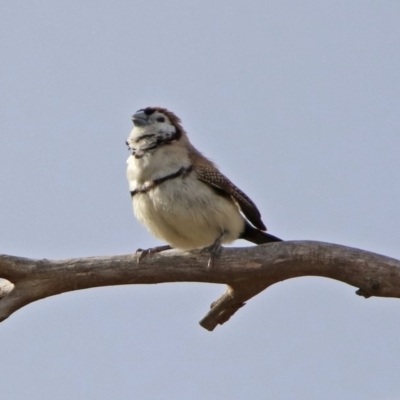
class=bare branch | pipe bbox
[0,241,399,331]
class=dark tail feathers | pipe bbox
[240,222,283,245]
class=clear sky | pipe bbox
[1,1,400,399]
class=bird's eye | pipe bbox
[156,117,165,123]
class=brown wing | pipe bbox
[195,165,267,231]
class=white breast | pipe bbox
[127,145,190,186]
[127,151,245,250]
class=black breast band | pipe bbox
[130,165,193,197]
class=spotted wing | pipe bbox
[196,166,267,231]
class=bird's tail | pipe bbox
[240,222,283,245]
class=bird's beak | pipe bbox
[132,110,149,127]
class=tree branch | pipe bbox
[0,241,399,331]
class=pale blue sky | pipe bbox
[1,1,400,399]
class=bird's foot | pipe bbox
[201,234,224,268]
[135,245,172,264]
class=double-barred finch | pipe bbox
[126,107,282,266]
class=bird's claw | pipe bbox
[135,248,151,264]
[201,238,223,268]
[135,245,172,264]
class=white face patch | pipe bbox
[126,111,178,158]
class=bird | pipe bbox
[126,106,282,267]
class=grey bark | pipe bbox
[0,241,399,331]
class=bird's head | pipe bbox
[126,107,186,158]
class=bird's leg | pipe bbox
[136,245,172,263]
[201,232,225,268]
